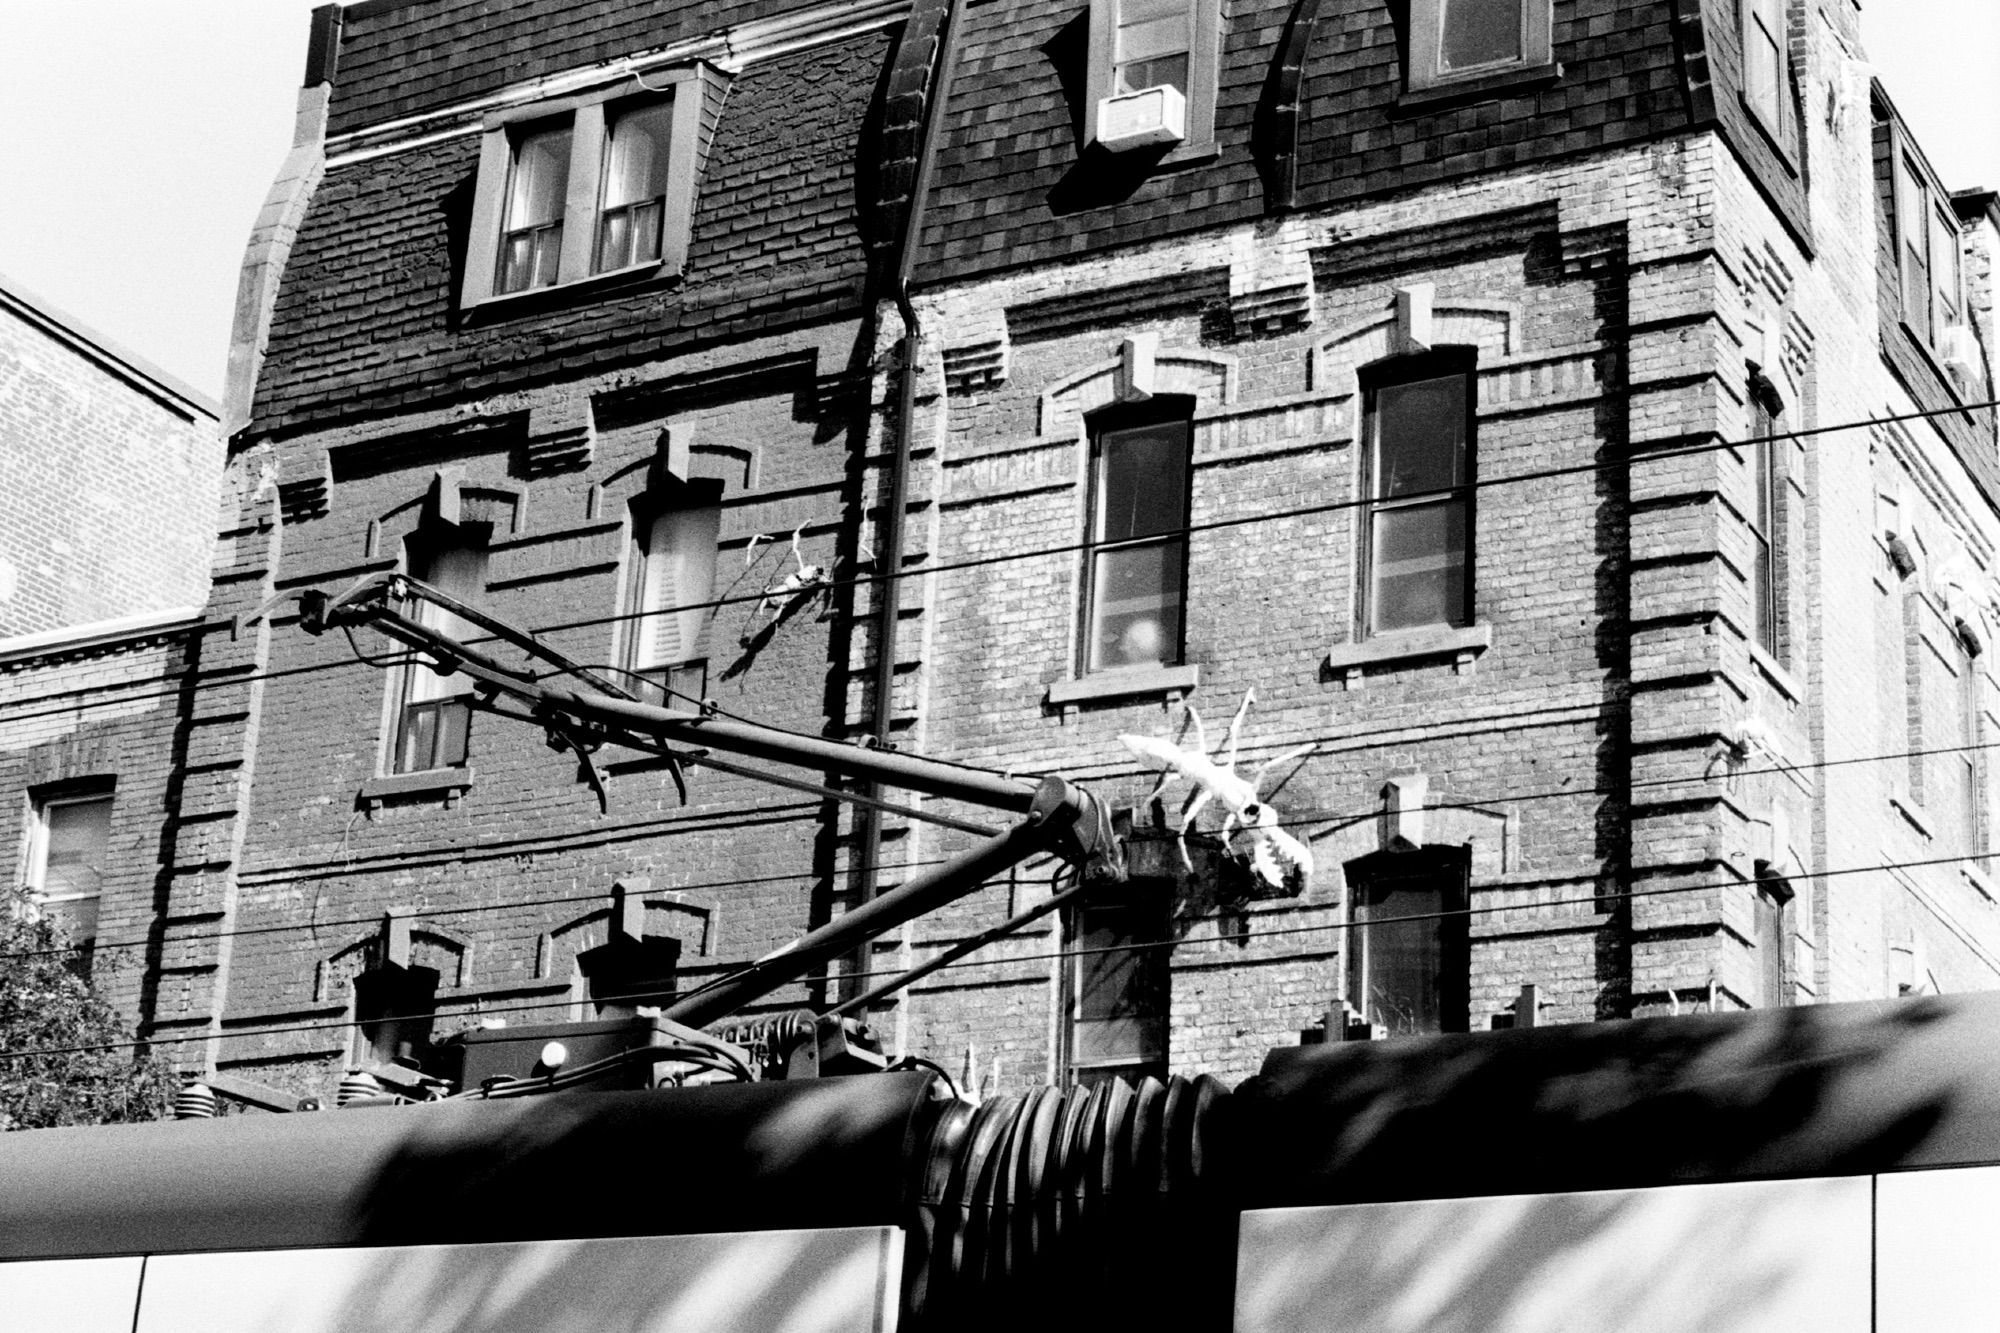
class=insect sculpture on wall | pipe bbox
[1120,688,1316,894]
[739,523,837,646]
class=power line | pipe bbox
[9,720,1996,966]
[3,844,1985,1065]
[3,397,1991,728]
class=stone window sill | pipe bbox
[1325,623,1491,686]
[1747,642,1801,703]
[360,767,475,808]
[1890,792,1932,840]
[1047,663,1200,712]
[1396,62,1560,113]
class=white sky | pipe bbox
[0,1,1994,403]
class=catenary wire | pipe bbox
[7,721,1997,964]
[2,396,1993,727]
[2,844,1987,1063]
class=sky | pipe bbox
[0,1,1994,404]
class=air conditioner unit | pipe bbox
[1939,324,1989,397]
[1095,83,1186,151]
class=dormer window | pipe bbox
[461,66,725,311]
[597,100,675,273]
[1084,0,1220,155]
[1113,0,1191,96]
[1405,0,1554,94]
[496,121,573,294]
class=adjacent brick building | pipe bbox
[71,0,2000,1097]
[0,273,221,1019]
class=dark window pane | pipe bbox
[1116,52,1190,95]
[398,704,438,773]
[1097,419,1190,542]
[1349,879,1445,1034]
[1072,898,1168,1080]
[1439,0,1523,71]
[599,210,633,271]
[1374,374,1466,498]
[1089,539,1184,669]
[1755,887,1785,1007]
[1370,499,1467,632]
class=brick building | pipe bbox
[100,0,2000,1095]
[0,272,221,1016]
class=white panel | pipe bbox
[138,1226,902,1333]
[1235,1177,1870,1333]
[1878,1164,2000,1333]
[0,1255,144,1333]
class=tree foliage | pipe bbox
[0,914,170,1130]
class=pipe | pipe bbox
[853,0,967,1001]
[668,797,1072,1028]
[823,875,1089,1020]
[562,690,1038,812]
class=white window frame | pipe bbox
[1079,401,1194,676]
[1888,137,1967,356]
[460,67,713,311]
[1084,0,1222,154]
[1358,351,1477,641]
[387,532,489,776]
[23,789,114,947]
[1406,0,1554,94]
[619,484,723,707]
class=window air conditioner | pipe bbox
[1939,324,1988,397]
[1095,83,1187,151]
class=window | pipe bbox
[495,120,572,295]
[25,791,112,948]
[393,535,488,774]
[1082,404,1191,673]
[1063,886,1169,1086]
[1753,875,1792,1007]
[1084,0,1221,151]
[1406,0,1554,93]
[1344,847,1470,1035]
[461,68,718,310]
[1360,354,1475,637]
[596,100,675,273]
[1740,0,1786,133]
[1748,385,1782,656]
[1890,148,1966,352]
[354,961,439,1067]
[624,489,721,705]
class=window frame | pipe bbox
[461,69,709,312]
[1405,0,1555,96]
[620,481,724,708]
[1059,882,1171,1087]
[1738,0,1795,150]
[1342,846,1472,1036]
[1886,139,1967,358]
[1747,382,1783,658]
[1752,873,1793,1008]
[1078,397,1195,677]
[1084,0,1222,157]
[388,527,491,777]
[1357,350,1478,642]
[23,787,115,950]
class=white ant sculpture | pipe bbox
[741,523,836,642]
[1120,688,1316,892]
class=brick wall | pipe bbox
[0,282,221,637]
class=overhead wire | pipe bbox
[7,722,1998,965]
[3,396,1994,729]
[3,843,1989,1065]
